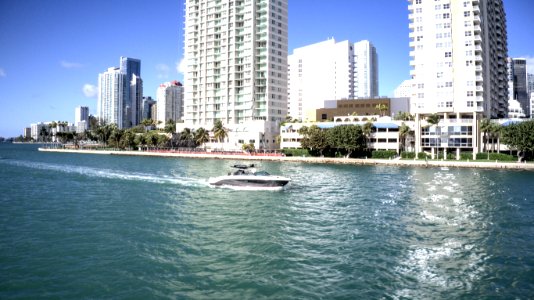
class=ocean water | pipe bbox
[1,143,533,299]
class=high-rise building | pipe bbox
[130,74,143,125]
[408,0,508,157]
[528,73,534,95]
[183,0,288,150]
[141,96,156,121]
[354,40,379,98]
[508,58,529,117]
[75,106,89,132]
[97,67,126,128]
[97,57,143,129]
[287,38,379,121]
[156,81,184,127]
[120,57,142,128]
[409,0,508,118]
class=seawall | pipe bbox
[37,148,534,171]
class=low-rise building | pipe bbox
[280,116,415,153]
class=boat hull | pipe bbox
[208,175,290,188]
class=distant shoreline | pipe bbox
[37,148,534,171]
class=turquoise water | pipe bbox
[1,144,533,299]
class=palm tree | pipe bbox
[375,104,388,117]
[479,118,492,152]
[164,119,176,133]
[399,122,412,153]
[39,126,48,142]
[194,127,209,148]
[180,128,193,141]
[489,122,502,153]
[141,118,154,132]
[212,120,228,144]
[362,121,374,150]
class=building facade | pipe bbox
[508,58,529,118]
[287,38,379,121]
[354,40,379,99]
[75,106,89,132]
[97,67,126,128]
[309,97,410,122]
[141,96,157,121]
[408,0,508,157]
[120,57,142,128]
[183,0,288,150]
[156,81,184,127]
[394,79,413,98]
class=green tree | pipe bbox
[164,119,176,133]
[242,143,255,153]
[425,114,440,126]
[212,120,228,144]
[501,120,534,162]
[375,104,388,117]
[145,131,160,148]
[299,125,328,156]
[399,122,413,153]
[120,130,136,149]
[194,127,210,148]
[39,126,48,142]
[327,124,365,158]
[394,111,415,121]
[479,118,492,152]
[362,121,374,150]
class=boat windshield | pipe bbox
[254,171,270,176]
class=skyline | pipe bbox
[0,0,533,137]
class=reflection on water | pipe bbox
[395,168,494,298]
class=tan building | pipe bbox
[308,97,410,122]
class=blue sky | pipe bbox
[0,0,532,137]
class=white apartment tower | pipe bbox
[287,39,378,121]
[409,0,507,117]
[183,0,288,149]
[409,0,508,157]
[353,40,379,99]
[75,106,89,132]
[97,67,126,128]
[157,81,184,127]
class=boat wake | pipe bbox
[1,159,206,187]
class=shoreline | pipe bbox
[37,148,534,171]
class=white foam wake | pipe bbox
[1,159,206,187]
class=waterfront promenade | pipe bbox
[38,148,534,171]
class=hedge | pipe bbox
[476,152,515,161]
[401,152,416,159]
[372,150,397,159]
[282,148,311,157]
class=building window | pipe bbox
[465,31,472,36]
[467,91,474,97]
[467,101,474,107]
[445,52,452,57]
[443,4,450,9]
[416,0,422,3]
[443,13,450,19]
[464,11,471,17]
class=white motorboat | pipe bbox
[208,164,291,190]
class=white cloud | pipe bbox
[82,84,98,98]
[0,68,6,77]
[60,60,84,69]
[177,57,186,74]
[156,63,170,79]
